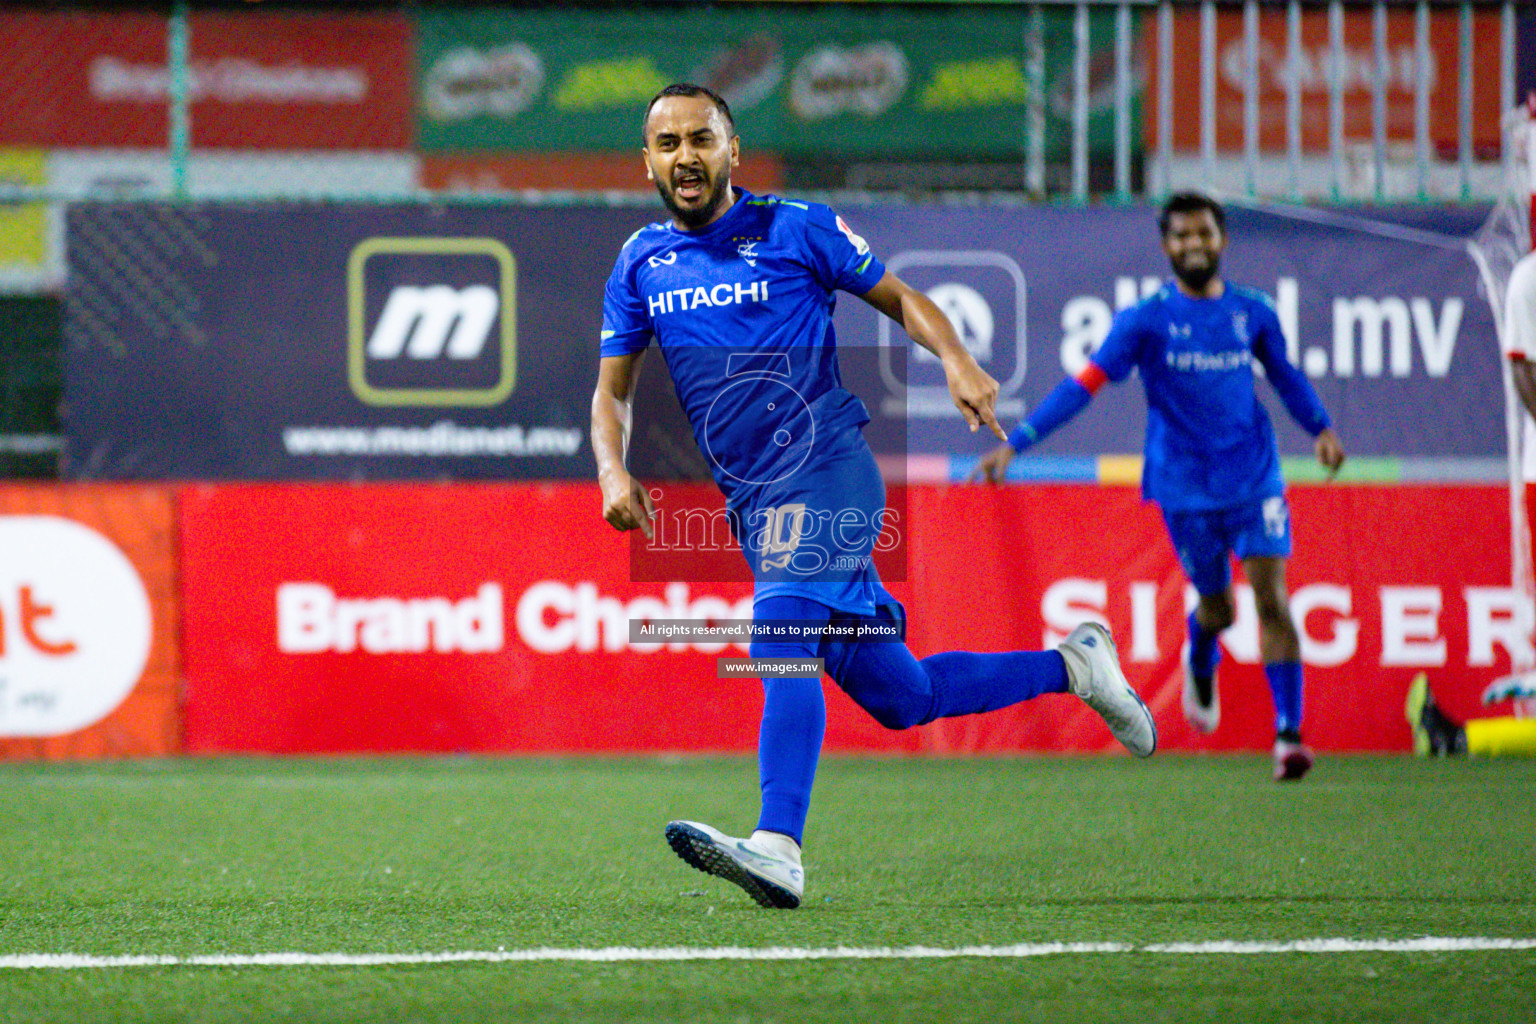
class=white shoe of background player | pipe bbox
[1181,645,1221,734]
[1482,670,1536,705]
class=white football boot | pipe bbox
[1481,669,1536,705]
[1059,622,1158,757]
[1181,645,1221,734]
[664,821,804,909]
[1272,738,1315,782]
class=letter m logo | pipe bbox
[348,237,518,407]
[367,285,499,360]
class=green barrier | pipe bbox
[0,295,61,479]
[416,5,1140,159]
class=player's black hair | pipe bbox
[1158,192,1226,236]
[642,83,735,144]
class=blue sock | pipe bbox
[751,594,833,845]
[1187,610,1220,680]
[1264,661,1304,737]
[836,642,1068,730]
[755,675,824,846]
[751,595,1073,841]
[921,649,1070,717]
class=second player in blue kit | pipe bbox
[591,84,1158,909]
[973,192,1347,782]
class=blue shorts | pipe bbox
[1162,496,1292,596]
[730,429,889,617]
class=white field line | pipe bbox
[3,937,1535,970]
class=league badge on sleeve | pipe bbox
[835,215,870,256]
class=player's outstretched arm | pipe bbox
[591,352,656,539]
[1253,316,1342,482]
[966,368,1103,484]
[860,271,1006,440]
[970,298,1138,485]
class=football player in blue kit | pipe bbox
[972,192,1347,783]
[591,84,1157,909]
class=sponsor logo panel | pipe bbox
[0,486,179,758]
[824,204,1495,461]
[0,11,413,149]
[65,204,598,479]
[878,250,1027,420]
[178,482,763,755]
[413,6,1131,158]
[347,236,518,408]
[1147,4,1502,151]
[0,518,150,737]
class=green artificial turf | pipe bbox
[1,755,1533,1023]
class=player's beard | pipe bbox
[1171,251,1220,293]
[655,169,731,229]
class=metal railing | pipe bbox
[1091,0,1518,204]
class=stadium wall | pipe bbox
[0,481,1520,760]
[61,201,1499,483]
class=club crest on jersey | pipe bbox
[737,241,759,267]
[1169,323,1192,340]
[647,251,678,268]
[1231,311,1250,344]
[835,216,870,255]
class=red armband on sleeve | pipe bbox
[1074,362,1109,395]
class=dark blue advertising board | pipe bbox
[826,202,1499,470]
[64,200,1497,480]
[63,203,655,479]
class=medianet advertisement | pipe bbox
[63,202,1496,481]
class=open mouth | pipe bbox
[673,169,706,202]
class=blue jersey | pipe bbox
[600,188,892,613]
[1093,282,1331,512]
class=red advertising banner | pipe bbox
[0,12,413,149]
[179,483,760,754]
[898,484,1518,756]
[0,485,181,760]
[1144,5,1503,152]
[180,482,1519,757]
